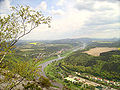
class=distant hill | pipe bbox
[16,38,120,47]
[87,39,120,47]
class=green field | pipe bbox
[118,48,120,50]
[29,42,37,45]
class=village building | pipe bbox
[68,75,73,78]
[104,79,109,83]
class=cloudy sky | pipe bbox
[0,0,120,40]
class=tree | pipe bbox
[0,5,51,89]
[0,5,51,64]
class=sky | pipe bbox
[0,0,120,40]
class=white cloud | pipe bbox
[0,14,8,18]
[51,9,92,33]
[22,0,120,40]
[35,1,47,11]
[50,9,65,15]
[22,9,92,40]
[74,0,94,11]
[0,0,11,14]
[94,1,113,10]
[57,0,64,6]
[24,1,93,40]
[89,29,120,38]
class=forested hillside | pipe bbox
[61,50,120,81]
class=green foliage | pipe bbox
[62,50,120,81]
[23,82,42,90]
[11,60,39,80]
[44,50,120,89]
[0,5,51,63]
[0,53,53,89]
[0,5,52,89]
[39,76,52,88]
[22,76,51,90]
[44,60,95,90]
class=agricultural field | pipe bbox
[83,47,118,56]
[118,48,120,50]
[29,42,37,45]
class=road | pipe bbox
[38,56,64,78]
